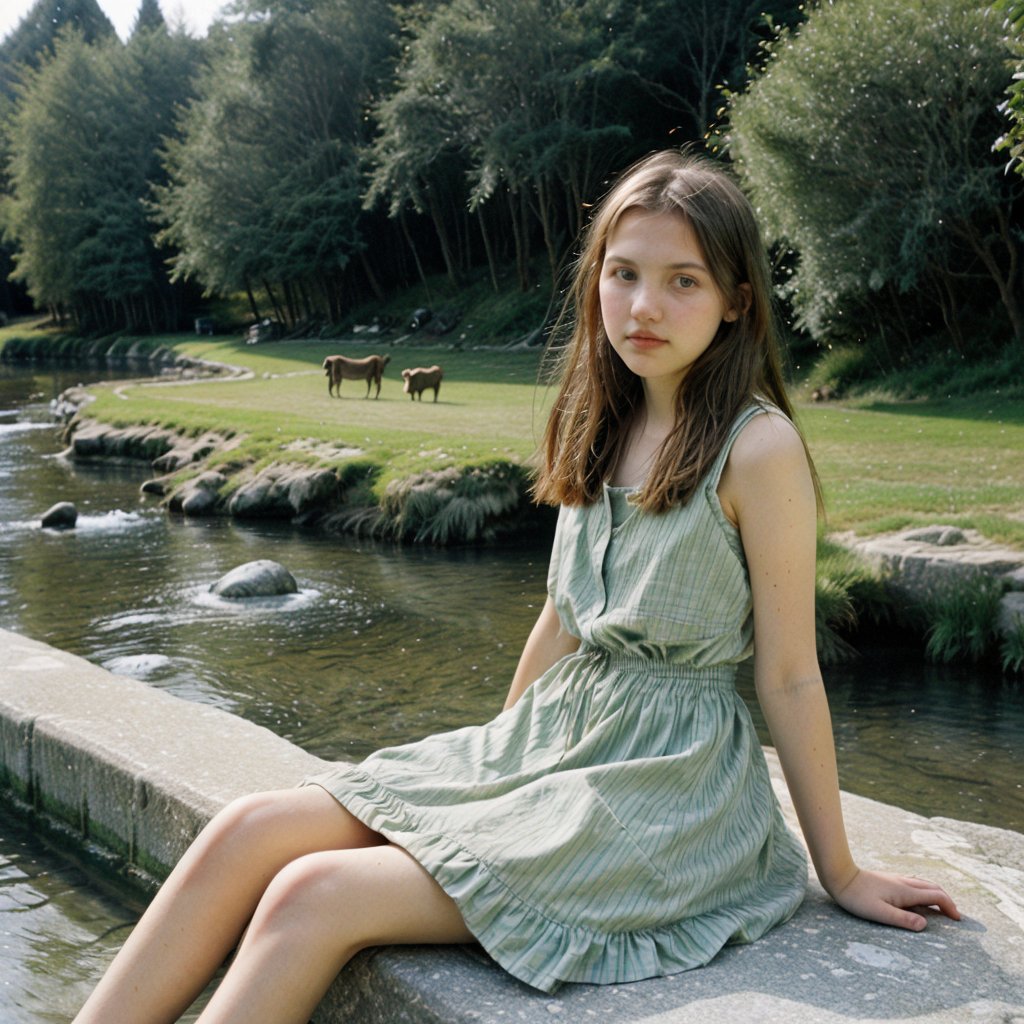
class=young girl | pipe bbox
[74,150,959,1024]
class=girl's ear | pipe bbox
[723,283,753,323]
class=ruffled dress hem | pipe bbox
[303,766,804,994]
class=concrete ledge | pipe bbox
[2,626,1022,1022]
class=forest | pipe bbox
[0,0,1021,377]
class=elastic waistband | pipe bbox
[573,644,737,689]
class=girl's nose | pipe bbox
[631,284,661,322]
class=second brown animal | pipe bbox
[401,365,443,402]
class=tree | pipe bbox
[727,0,1022,354]
[366,0,633,291]
[131,0,168,38]
[996,0,1024,175]
[365,0,807,295]
[0,0,116,99]
[1,27,202,329]
[155,0,396,324]
[593,0,804,147]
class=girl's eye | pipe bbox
[614,267,636,282]
[675,275,696,289]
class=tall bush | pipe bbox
[996,0,1024,175]
[726,0,1022,359]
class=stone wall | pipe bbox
[1,627,1022,1022]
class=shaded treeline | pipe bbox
[0,0,1020,370]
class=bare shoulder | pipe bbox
[719,411,813,525]
[730,410,806,468]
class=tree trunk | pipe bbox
[477,206,500,292]
[426,185,460,286]
[245,279,262,322]
[399,209,431,298]
[263,279,285,325]
[508,189,531,292]
[359,250,385,301]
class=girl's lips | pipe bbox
[627,333,667,349]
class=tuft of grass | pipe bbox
[814,536,891,664]
[378,462,533,545]
[1000,621,1024,676]
[923,575,1005,664]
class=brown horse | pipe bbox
[322,354,390,399]
[401,365,443,402]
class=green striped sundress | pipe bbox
[304,402,808,993]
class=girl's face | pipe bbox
[598,207,741,399]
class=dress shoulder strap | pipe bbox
[704,400,785,492]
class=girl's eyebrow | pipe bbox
[604,252,709,273]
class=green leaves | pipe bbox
[727,0,1022,353]
[2,27,202,328]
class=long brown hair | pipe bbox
[533,148,817,512]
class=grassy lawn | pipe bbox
[83,337,556,488]
[3,321,1022,549]
[800,396,1024,548]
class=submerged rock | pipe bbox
[40,502,78,529]
[210,560,298,599]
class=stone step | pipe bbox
[1,627,1021,1023]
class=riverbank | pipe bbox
[2,626,1022,1023]
[55,408,1024,668]
[6,322,1024,543]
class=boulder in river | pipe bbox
[40,502,78,529]
[210,560,298,599]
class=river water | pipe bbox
[1,364,1023,1020]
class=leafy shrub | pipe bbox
[728,0,1021,357]
[924,575,1005,664]
[804,344,875,396]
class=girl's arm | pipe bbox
[721,413,960,929]
[503,596,580,710]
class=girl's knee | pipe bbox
[252,853,356,949]
[204,791,275,840]
[189,791,293,866]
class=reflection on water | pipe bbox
[0,801,215,1023]
[0,801,135,1023]
[1,363,1023,1018]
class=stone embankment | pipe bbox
[1,627,1022,1023]
[60,414,539,545]
[841,525,1024,642]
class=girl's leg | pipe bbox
[73,787,385,1024]
[195,844,474,1024]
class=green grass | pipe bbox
[797,395,1024,548]
[82,338,555,495]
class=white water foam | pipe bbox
[73,510,151,534]
[0,420,56,436]
[101,653,172,679]
[189,584,321,615]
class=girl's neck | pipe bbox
[638,379,679,437]
[609,393,679,488]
